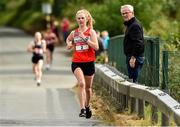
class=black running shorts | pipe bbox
[71,61,95,76]
[46,44,54,52]
[32,55,43,64]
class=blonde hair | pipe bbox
[101,30,109,37]
[76,9,95,29]
[35,32,42,38]
[121,4,134,13]
[34,32,42,41]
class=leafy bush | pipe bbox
[168,53,180,102]
[95,55,105,64]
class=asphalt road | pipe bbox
[0,27,102,126]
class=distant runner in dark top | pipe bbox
[27,32,46,86]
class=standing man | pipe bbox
[121,5,145,83]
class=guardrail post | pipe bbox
[130,97,136,113]
[138,99,144,118]
[161,51,170,126]
[162,51,168,90]
[151,105,158,124]
[162,113,170,126]
[124,95,129,110]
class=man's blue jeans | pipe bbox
[126,56,144,83]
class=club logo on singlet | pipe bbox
[73,33,89,52]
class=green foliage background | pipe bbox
[0,0,179,44]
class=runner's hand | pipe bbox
[129,57,136,68]
[66,42,73,50]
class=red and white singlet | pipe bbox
[72,28,95,62]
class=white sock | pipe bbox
[37,79,41,83]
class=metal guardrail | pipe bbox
[94,64,180,126]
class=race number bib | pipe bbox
[75,44,89,51]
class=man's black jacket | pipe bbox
[123,17,144,57]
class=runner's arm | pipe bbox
[66,31,74,50]
[52,33,58,44]
[27,41,34,53]
[86,29,99,51]
[42,40,46,53]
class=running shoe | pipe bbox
[45,64,50,70]
[85,106,92,119]
[36,80,41,87]
[79,108,86,117]
[37,82,41,86]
